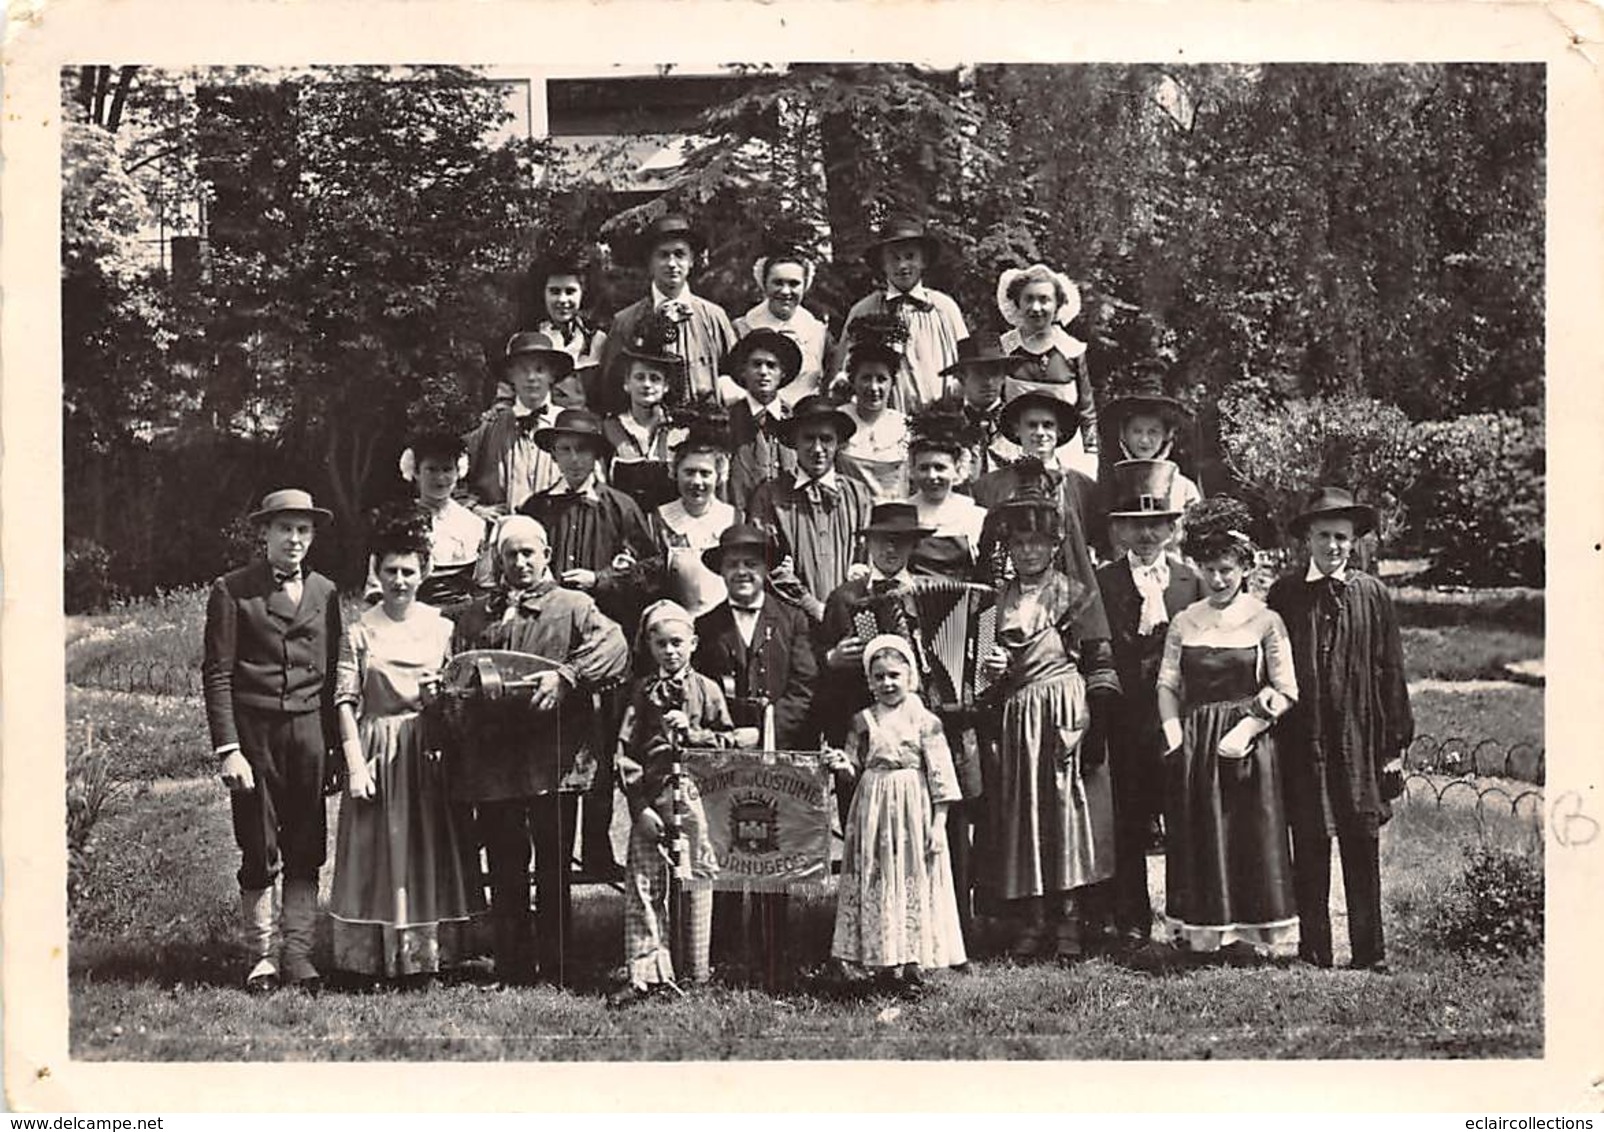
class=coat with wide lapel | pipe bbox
[693,597,818,749]
[1095,556,1203,753]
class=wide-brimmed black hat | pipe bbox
[1105,364,1191,428]
[1289,486,1378,538]
[701,523,776,573]
[533,408,614,455]
[862,502,935,539]
[1106,459,1184,520]
[863,215,942,268]
[999,388,1081,442]
[636,213,704,264]
[722,328,803,384]
[990,468,1062,542]
[777,394,857,447]
[247,488,333,526]
[940,338,1017,380]
[503,331,576,377]
[617,309,688,373]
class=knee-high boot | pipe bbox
[280,877,322,990]
[240,886,278,993]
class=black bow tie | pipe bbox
[886,292,932,314]
[870,578,901,596]
[516,413,543,436]
[273,568,301,586]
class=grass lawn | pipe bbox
[69,781,1542,1061]
[1409,686,1544,774]
[1400,626,1543,683]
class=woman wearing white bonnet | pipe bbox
[996,263,1100,479]
[734,244,834,407]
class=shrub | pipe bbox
[1218,387,1418,549]
[1423,842,1543,961]
[65,537,117,614]
[1406,411,1544,586]
[66,721,128,923]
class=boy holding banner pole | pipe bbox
[612,601,755,1006]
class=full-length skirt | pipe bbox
[331,711,484,977]
[1164,697,1298,952]
[990,671,1113,900]
[832,767,967,970]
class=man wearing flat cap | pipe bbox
[598,213,740,413]
[202,489,344,993]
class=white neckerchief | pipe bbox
[1305,560,1350,584]
[882,282,932,305]
[652,283,696,309]
[1128,550,1172,635]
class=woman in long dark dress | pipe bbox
[1156,499,1299,955]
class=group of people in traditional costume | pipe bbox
[202,212,1414,1006]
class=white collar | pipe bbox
[744,302,821,332]
[1000,325,1087,360]
[882,282,932,304]
[614,409,665,447]
[1128,550,1170,579]
[652,283,695,308]
[745,393,788,418]
[730,595,766,615]
[793,469,840,492]
[1305,561,1350,584]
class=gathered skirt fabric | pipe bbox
[1164,697,1298,952]
[330,711,485,977]
[990,670,1113,901]
[832,767,967,970]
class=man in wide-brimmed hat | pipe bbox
[973,389,1102,553]
[834,214,970,412]
[465,331,573,514]
[1090,460,1205,948]
[723,327,805,511]
[598,213,740,413]
[1267,486,1413,975]
[519,408,657,880]
[745,393,875,623]
[814,501,935,745]
[202,489,343,993]
[941,339,1019,484]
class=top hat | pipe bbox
[777,394,857,447]
[941,337,1018,380]
[863,216,942,268]
[990,466,1063,541]
[862,502,935,539]
[1105,363,1190,428]
[503,331,576,377]
[722,328,803,384]
[248,488,333,526]
[637,213,704,263]
[1289,486,1378,538]
[701,523,776,573]
[533,408,614,455]
[1106,459,1184,520]
[1000,388,1081,442]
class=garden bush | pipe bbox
[1422,842,1544,962]
[65,536,117,614]
[1405,411,1543,587]
[1218,387,1418,550]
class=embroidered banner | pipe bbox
[680,749,833,891]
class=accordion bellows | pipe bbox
[852,578,999,709]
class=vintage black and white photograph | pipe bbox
[49,55,1555,1066]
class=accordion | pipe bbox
[851,578,1000,710]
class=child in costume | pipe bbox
[612,600,756,1004]
[828,633,967,991]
